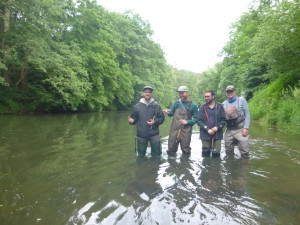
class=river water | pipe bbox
[0,112,299,225]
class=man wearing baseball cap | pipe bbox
[222,85,250,157]
[128,86,165,157]
[163,86,198,155]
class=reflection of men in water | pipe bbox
[223,158,249,195]
[128,86,165,157]
[163,86,198,155]
[198,90,226,157]
[126,157,163,202]
[200,157,223,192]
[199,157,249,218]
[166,155,198,201]
[222,85,250,158]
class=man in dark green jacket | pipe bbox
[198,90,226,157]
[163,86,198,155]
[128,86,165,157]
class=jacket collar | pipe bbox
[139,98,155,105]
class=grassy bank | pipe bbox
[249,80,300,135]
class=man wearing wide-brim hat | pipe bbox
[222,85,250,157]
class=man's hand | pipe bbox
[211,126,218,132]
[128,116,134,124]
[242,128,248,137]
[179,119,188,125]
[147,118,155,126]
[163,109,171,115]
[208,129,214,135]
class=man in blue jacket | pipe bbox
[128,86,165,157]
[198,90,226,157]
[222,85,250,158]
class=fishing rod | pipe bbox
[150,86,165,130]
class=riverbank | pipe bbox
[249,84,300,135]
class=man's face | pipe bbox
[143,89,153,100]
[226,90,236,99]
[204,92,214,104]
[178,91,189,101]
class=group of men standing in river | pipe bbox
[128,85,250,158]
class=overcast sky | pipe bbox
[97,0,253,73]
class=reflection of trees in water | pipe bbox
[0,113,136,225]
[1,113,282,225]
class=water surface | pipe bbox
[0,112,299,224]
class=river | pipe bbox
[0,112,299,225]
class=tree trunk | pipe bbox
[16,67,28,88]
[1,0,11,85]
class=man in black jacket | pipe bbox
[197,90,226,157]
[128,86,165,157]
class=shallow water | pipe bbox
[0,112,299,225]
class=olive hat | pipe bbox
[177,86,189,92]
[143,86,153,92]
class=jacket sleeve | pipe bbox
[187,103,198,125]
[129,105,138,125]
[218,105,227,130]
[241,97,250,129]
[168,101,177,117]
[197,106,209,131]
[154,105,165,126]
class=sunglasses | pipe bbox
[226,90,234,93]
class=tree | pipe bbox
[249,0,300,88]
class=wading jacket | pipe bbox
[197,103,226,141]
[129,98,165,139]
[222,96,250,129]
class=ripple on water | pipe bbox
[66,153,269,225]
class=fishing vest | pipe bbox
[224,97,245,128]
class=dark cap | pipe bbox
[226,85,235,91]
[143,86,153,92]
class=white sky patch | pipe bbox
[97,0,252,73]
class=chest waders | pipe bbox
[167,104,192,154]
[137,135,161,157]
[224,98,249,158]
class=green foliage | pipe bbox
[1,0,299,136]
[250,0,300,84]
[111,10,175,108]
[249,80,300,134]
[0,87,37,113]
[276,88,300,134]
[171,69,202,106]
[194,0,300,134]
[249,78,283,122]
[0,76,6,86]
[0,0,175,112]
